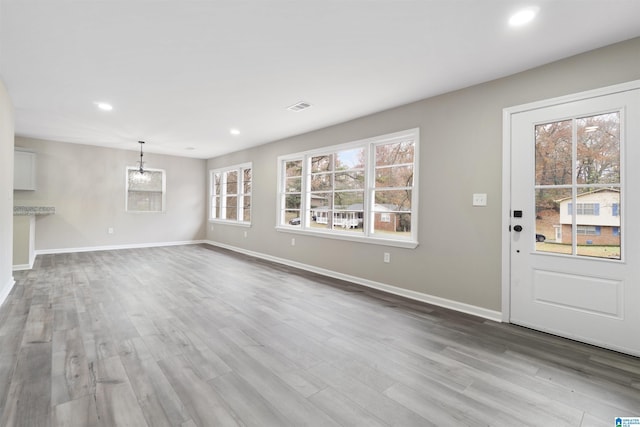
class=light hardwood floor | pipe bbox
[0,244,638,426]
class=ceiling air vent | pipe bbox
[287,101,312,112]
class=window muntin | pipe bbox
[277,129,418,246]
[534,111,621,259]
[126,168,166,213]
[210,163,252,224]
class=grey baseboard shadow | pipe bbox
[204,240,503,322]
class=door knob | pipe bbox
[513,225,523,232]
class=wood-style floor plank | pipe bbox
[0,244,638,426]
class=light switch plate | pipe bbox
[473,193,487,206]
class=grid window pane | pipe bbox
[286,194,301,209]
[375,165,413,188]
[536,188,572,254]
[535,120,572,186]
[534,114,621,260]
[226,171,238,194]
[225,206,237,220]
[284,210,300,226]
[374,190,412,212]
[375,140,414,167]
[310,173,332,191]
[311,155,333,173]
[243,196,251,222]
[335,171,364,190]
[286,177,302,192]
[334,191,363,209]
[226,196,237,207]
[576,112,620,185]
[336,148,364,170]
[286,160,303,177]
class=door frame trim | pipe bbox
[501,79,640,322]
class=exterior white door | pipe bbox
[507,83,640,356]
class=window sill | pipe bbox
[209,219,252,228]
[275,225,418,249]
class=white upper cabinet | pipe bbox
[14,150,36,191]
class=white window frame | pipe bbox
[276,128,419,248]
[125,167,166,213]
[209,162,252,226]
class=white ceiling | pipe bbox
[2,0,640,159]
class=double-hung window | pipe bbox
[210,163,252,224]
[277,128,419,248]
[126,167,166,213]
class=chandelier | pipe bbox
[132,140,151,183]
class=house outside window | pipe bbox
[210,163,252,224]
[277,128,419,248]
[557,189,620,247]
[126,168,166,213]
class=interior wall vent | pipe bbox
[287,101,312,112]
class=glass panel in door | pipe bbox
[533,112,621,260]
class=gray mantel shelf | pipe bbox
[13,206,56,216]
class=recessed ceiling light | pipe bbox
[95,102,113,111]
[185,147,195,151]
[230,129,240,135]
[509,7,539,27]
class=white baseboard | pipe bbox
[13,251,35,271]
[35,240,207,255]
[12,263,32,271]
[0,277,16,308]
[204,240,502,322]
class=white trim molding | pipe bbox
[501,79,640,323]
[0,278,16,308]
[35,240,206,255]
[205,240,502,322]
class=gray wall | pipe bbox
[0,77,14,303]
[206,37,640,313]
[14,137,207,251]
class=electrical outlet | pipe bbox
[108,227,114,235]
[472,193,487,206]
[291,238,296,246]
[384,252,390,263]
[243,231,248,238]
[210,224,214,231]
